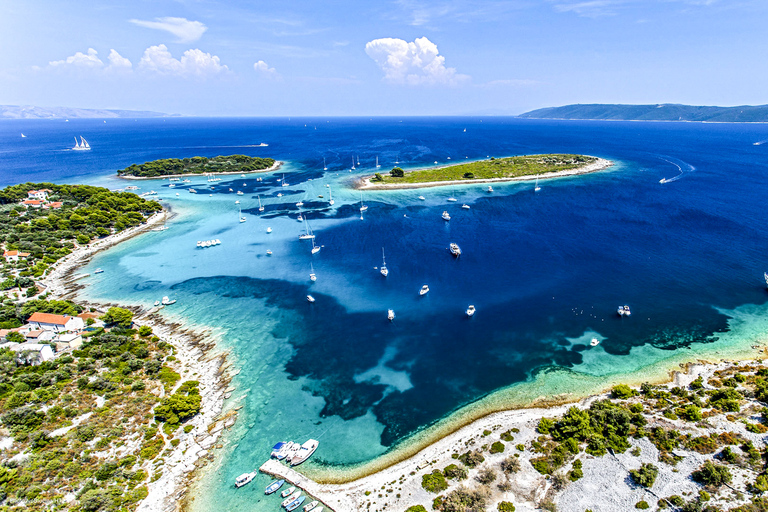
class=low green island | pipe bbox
[367,154,602,187]
[116,155,276,178]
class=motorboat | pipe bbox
[449,243,461,257]
[281,486,296,498]
[266,250,272,255]
[237,191,244,195]
[286,496,306,512]
[265,479,285,494]
[448,197,457,202]
[235,200,240,204]
[466,305,476,317]
[93,268,104,274]
[590,338,600,346]
[461,204,470,209]
[282,491,301,508]
[419,285,429,296]
[267,227,273,233]
[153,300,160,307]
[418,195,426,201]
[307,295,315,303]
[487,186,494,192]
[290,439,319,466]
[271,441,298,459]
[303,501,319,511]
[234,471,256,488]
[296,201,304,207]
[442,211,451,221]
[617,305,631,316]
[388,309,395,321]
[764,271,768,288]
[161,296,176,305]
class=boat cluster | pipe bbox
[196,239,221,248]
[270,439,319,466]
[153,296,176,306]
[617,305,631,316]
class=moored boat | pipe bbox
[303,500,319,511]
[764,272,768,288]
[286,496,306,511]
[418,195,426,201]
[271,441,298,459]
[388,309,395,321]
[281,491,301,508]
[617,305,631,316]
[290,439,319,466]
[590,338,600,346]
[161,296,176,305]
[307,295,315,303]
[466,305,476,317]
[265,479,285,494]
[419,285,429,296]
[442,211,451,221]
[234,471,256,488]
[380,248,388,277]
[449,243,461,257]
[281,486,296,498]
[461,204,470,209]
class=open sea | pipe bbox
[2,117,768,509]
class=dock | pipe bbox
[258,459,356,511]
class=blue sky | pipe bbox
[1,0,766,116]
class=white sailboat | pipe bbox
[323,157,328,171]
[299,219,315,240]
[258,195,264,212]
[376,156,380,168]
[282,174,289,187]
[329,186,334,206]
[72,136,91,151]
[534,176,541,192]
[351,157,356,170]
[20,133,26,138]
[311,238,321,254]
[310,263,317,282]
[359,192,368,212]
[357,155,360,166]
[380,248,388,277]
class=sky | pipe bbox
[1,0,767,116]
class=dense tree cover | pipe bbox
[153,380,201,426]
[101,306,134,328]
[117,155,275,177]
[0,183,160,285]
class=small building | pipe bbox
[27,312,84,333]
[22,199,44,208]
[27,190,49,201]
[55,333,83,352]
[0,342,55,364]
[44,201,63,210]
[3,250,31,262]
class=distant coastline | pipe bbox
[356,157,613,190]
[118,160,283,180]
[518,103,768,123]
[0,104,174,120]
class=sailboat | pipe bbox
[534,176,541,192]
[329,186,334,206]
[380,248,388,277]
[764,271,768,288]
[310,263,317,282]
[357,155,360,166]
[351,157,356,171]
[72,136,91,151]
[258,196,265,212]
[299,219,315,240]
[20,133,26,138]
[311,238,321,254]
[281,174,289,187]
[359,192,368,212]
[376,156,381,168]
[448,187,457,202]
[239,207,246,223]
[323,157,327,171]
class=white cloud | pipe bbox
[129,17,207,43]
[253,60,280,79]
[107,49,132,70]
[49,48,104,68]
[365,36,468,86]
[138,44,228,77]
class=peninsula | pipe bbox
[518,103,768,123]
[117,155,278,179]
[358,154,612,190]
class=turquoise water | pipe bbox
[3,118,768,509]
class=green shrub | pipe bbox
[405,506,427,512]
[691,461,732,488]
[537,417,555,434]
[611,384,635,399]
[490,441,505,454]
[390,167,404,177]
[458,450,485,468]
[138,325,152,337]
[635,501,649,510]
[678,404,702,422]
[443,464,467,480]
[421,470,448,493]
[500,430,514,442]
[630,463,658,488]
[497,502,515,511]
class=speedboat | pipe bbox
[281,491,301,508]
[266,250,272,255]
[153,300,160,307]
[161,296,176,305]
[461,204,470,209]
[388,309,395,321]
[590,338,600,346]
[466,305,476,317]
[307,295,315,303]
[265,479,285,494]
[234,471,256,488]
[93,268,104,274]
[290,439,319,466]
[449,243,461,257]
[303,501,319,511]
[419,285,429,296]
[281,487,296,498]
[286,496,306,512]
[617,305,631,316]
[442,211,451,221]
[487,186,494,192]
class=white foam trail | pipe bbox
[658,157,692,184]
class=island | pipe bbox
[358,154,612,189]
[518,103,768,123]
[116,154,279,179]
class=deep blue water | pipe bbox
[3,117,768,506]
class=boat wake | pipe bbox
[658,157,693,184]
[753,140,768,146]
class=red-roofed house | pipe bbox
[27,190,50,201]
[27,312,84,333]
[3,250,31,262]
[22,199,44,208]
[44,202,63,209]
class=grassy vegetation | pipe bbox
[117,155,275,177]
[373,154,597,185]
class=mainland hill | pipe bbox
[517,103,768,123]
[0,105,174,120]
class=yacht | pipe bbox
[380,248,388,277]
[282,174,289,187]
[281,487,297,498]
[419,285,429,296]
[487,186,494,192]
[286,497,306,512]
[234,471,256,488]
[323,157,327,171]
[449,243,461,257]
[461,204,470,209]
[290,439,319,466]
[617,305,631,316]
[161,296,176,305]
[307,295,316,303]
[388,309,395,321]
[265,480,285,494]
[466,305,476,317]
[351,156,356,170]
[299,219,315,240]
[442,211,451,221]
[310,263,317,282]
[282,491,302,508]
[271,441,298,460]
[375,156,381,168]
[311,238,321,254]
[72,136,91,151]
[590,338,600,347]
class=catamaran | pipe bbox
[359,192,368,212]
[72,136,91,151]
[380,248,388,277]
[450,243,461,257]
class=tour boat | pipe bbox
[450,243,461,257]
[590,338,600,347]
[442,211,451,221]
[359,192,368,212]
[307,295,315,303]
[466,305,476,317]
[258,196,264,212]
[310,263,317,282]
[487,186,494,192]
[617,305,631,316]
[419,285,429,296]
[281,486,296,498]
[265,479,285,494]
[380,248,388,277]
[290,439,319,466]
[303,501,319,512]
[282,491,301,508]
[461,204,470,209]
[161,296,176,305]
[286,496,306,512]
[388,309,395,321]
[72,136,91,151]
[234,471,256,488]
